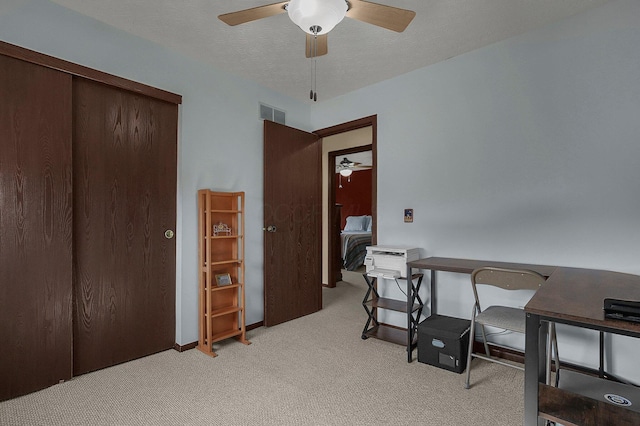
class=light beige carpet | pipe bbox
[0,270,524,425]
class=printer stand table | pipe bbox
[361,271,424,362]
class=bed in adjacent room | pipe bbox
[341,215,372,271]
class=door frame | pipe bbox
[314,115,377,288]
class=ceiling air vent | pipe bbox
[259,103,285,125]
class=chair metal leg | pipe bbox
[545,331,558,426]
[464,309,477,389]
[546,324,553,385]
[551,323,560,387]
[545,322,560,386]
[479,324,490,356]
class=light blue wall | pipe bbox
[312,0,640,381]
[0,0,312,345]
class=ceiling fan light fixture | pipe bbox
[340,157,355,167]
[287,0,347,35]
[339,168,353,177]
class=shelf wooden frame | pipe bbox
[197,190,250,357]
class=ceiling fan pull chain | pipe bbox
[309,58,313,101]
[308,27,320,102]
[309,44,313,98]
[314,32,318,101]
[313,55,317,102]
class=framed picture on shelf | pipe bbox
[215,273,232,286]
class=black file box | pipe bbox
[418,314,470,373]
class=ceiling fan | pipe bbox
[336,156,367,186]
[337,157,368,174]
[218,1,416,59]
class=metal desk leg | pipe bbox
[407,275,412,363]
[406,265,412,363]
[431,270,436,315]
[524,313,547,426]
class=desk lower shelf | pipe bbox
[539,383,640,426]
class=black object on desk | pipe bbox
[604,298,640,323]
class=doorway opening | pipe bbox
[333,148,373,282]
[315,115,377,288]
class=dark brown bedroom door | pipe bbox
[72,78,177,375]
[263,120,322,326]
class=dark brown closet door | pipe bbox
[73,78,177,375]
[0,55,73,401]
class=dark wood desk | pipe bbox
[525,267,640,426]
[408,257,640,425]
[406,257,557,315]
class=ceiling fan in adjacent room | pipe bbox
[219,1,416,101]
[337,157,359,173]
[219,0,415,58]
[336,157,367,187]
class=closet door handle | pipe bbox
[164,230,175,239]
[264,225,277,233]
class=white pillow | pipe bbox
[344,215,367,231]
[365,215,372,232]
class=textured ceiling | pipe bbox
[49,0,612,103]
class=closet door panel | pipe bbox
[0,55,73,401]
[73,78,177,375]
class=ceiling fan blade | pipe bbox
[346,0,416,32]
[218,2,288,26]
[305,34,328,58]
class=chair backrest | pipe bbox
[471,267,546,291]
[470,267,546,309]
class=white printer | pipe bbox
[364,245,420,279]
